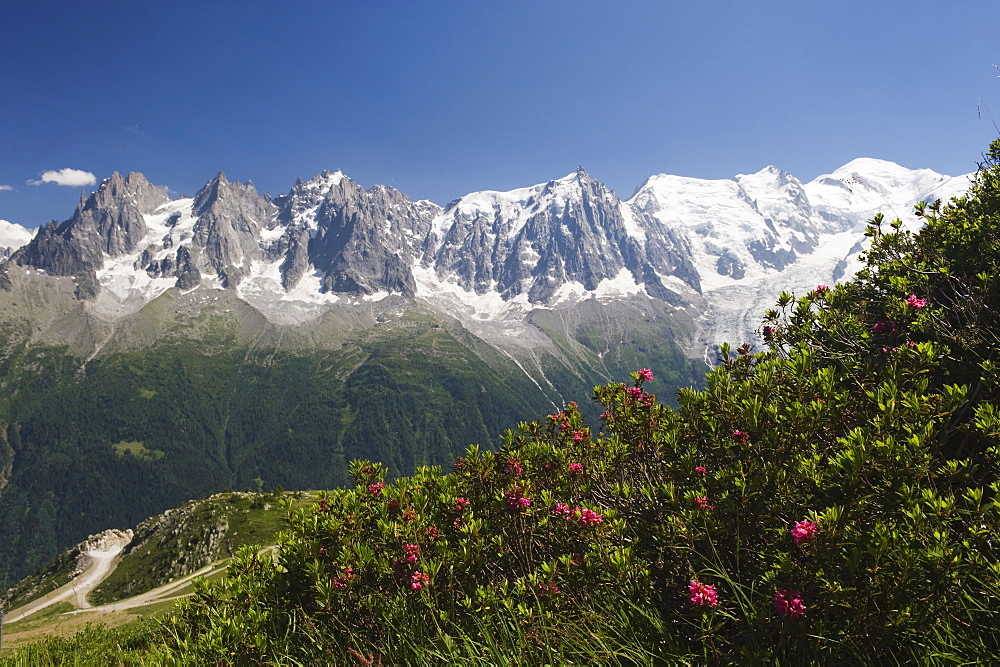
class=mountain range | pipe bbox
[0,158,970,587]
[0,158,969,350]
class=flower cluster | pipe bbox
[688,580,719,607]
[732,429,750,443]
[637,368,654,383]
[695,496,715,510]
[790,519,818,545]
[549,411,573,432]
[505,488,532,511]
[402,543,420,564]
[368,482,385,496]
[552,502,604,525]
[454,496,470,511]
[773,589,807,617]
[410,571,430,590]
[505,457,523,476]
[872,321,898,335]
[905,294,928,309]
[568,462,584,473]
[332,566,355,589]
[813,284,829,295]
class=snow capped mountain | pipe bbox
[804,158,970,231]
[628,161,971,347]
[418,168,698,324]
[2,158,973,353]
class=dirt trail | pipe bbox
[4,545,124,624]
[3,544,278,640]
[64,545,277,615]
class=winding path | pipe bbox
[4,544,124,624]
[3,544,279,630]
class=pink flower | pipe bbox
[733,430,750,443]
[403,543,420,564]
[332,566,355,589]
[568,462,584,473]
[455,497,470,511]
[694,466,707,475]
[905,294,928,309]
[578,508,603,526]
[538,583,561,595]
[762,325,774,338]
[572,431,584,442]
[627,387,643,400]
[410,571,430,590]
[505,488,532,511]
[505,457,523,476]
[790,519,818,545]
[637,368,654,383]
[368,482,385,496]
[552,502,572,517]
[695,496,715,510]
[813,285,829,295]
[773,589,807,617]
[872,321,898,335]
[688,580,719,607]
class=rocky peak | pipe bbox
[189,174,277,288]
[307,177,431,296]
[11,171,169,297]
[424,170,700,306]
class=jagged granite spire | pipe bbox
[13,171,168,297]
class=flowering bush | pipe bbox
[164,142,1000,664]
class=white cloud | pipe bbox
[0,185,13,191]
[28,168,97,187]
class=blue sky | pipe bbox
[2,1,999,227]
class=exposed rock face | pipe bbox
[0,424,13,493]
[79,528,134,554]
[306,178,432,295]
[13,172,168,295]
[68,528,134,579]
[270,171,440,295]
[190,173,277,288]
[425,168,700,305]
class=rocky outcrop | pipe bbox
[190,173,277,288]
[426,168,700,304]
[68,528,134,579]
[12,172,169,296]
[311,180,432,295]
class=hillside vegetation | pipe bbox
[0,288,703,589]
[6,141,1000,664]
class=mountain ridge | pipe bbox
[1,158,970,354]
